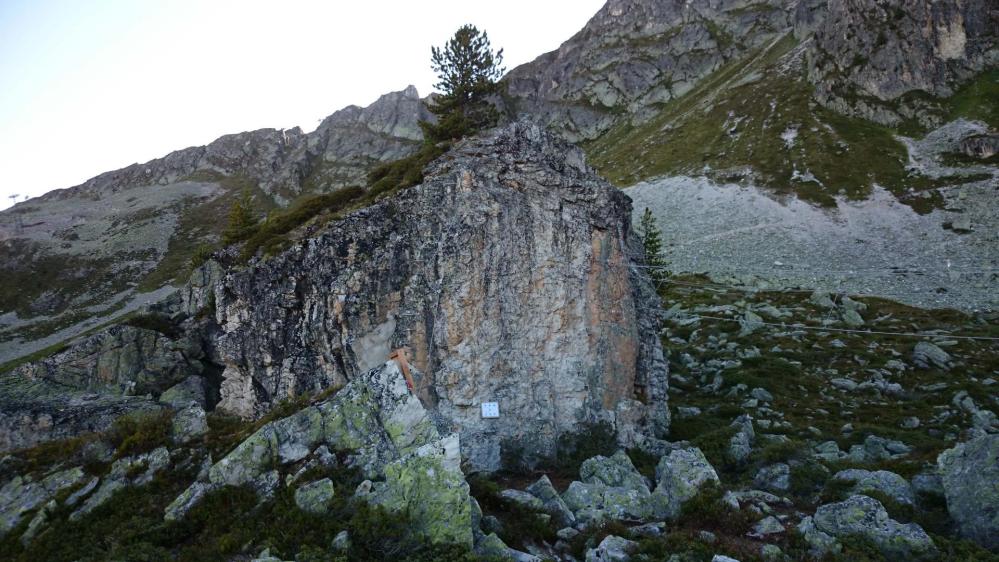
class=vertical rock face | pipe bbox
[213,123,668,470]
[806,0,998,126]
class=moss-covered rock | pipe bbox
[369,434,472,548]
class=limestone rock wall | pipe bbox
[212,123,668,470]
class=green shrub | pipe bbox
[239,186,364,260]
[189,243,215,269]
[366,143,447,199]
[110,410,174,459]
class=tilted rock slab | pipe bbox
[213,123,669,470]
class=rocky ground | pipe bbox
[1,271,996,561]
[462,276,999,561]
[627,171,998,312]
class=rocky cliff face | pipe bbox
[505,0,794,141]
[211,123,669,470]
[807,0,999,127]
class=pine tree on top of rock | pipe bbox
[421,24,505,143]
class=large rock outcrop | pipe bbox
[212,123,669,470]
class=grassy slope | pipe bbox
[585,35,996,211]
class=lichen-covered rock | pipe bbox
[72,447,171,520]
[754,463,791,493]
[832,469,915,506]
[585,534,638,562]
[653,447,720,519]
[728,415,755,463]
[581,450,649,491]
[846,434,911,463]
[499,489,544,511]
[213,123,669,471]
[160,375,209,409]
[172,404,208,444]
[0,466,85,536]
[164,481,212,522]
[562,480,653,525]
[369,434,472,548]
[912,341,953,370]
[294,478,335,515]
[207,361,435,490]
[526,475,576,527]
[937,433,999,549]
[797,516,842,559]
[812,495,936,560]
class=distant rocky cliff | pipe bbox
[505,0,793,141]
[807,0,998,127]
[212,123,669,470]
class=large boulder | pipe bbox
[831,469,915,506]
[212,123,670,471]
[563,451,655,524]
[811,495,936,560]
[938,433,999,549]
[653,447,720,519]
[367,434,472,548]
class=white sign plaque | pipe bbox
[481,402,500,418]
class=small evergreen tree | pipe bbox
[421,24,505,143]
[638,207,670,286]
[222,189,259,245]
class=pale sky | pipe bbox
[0,0,604,210]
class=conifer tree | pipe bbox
[222,189,258,245]
[421,24,505,143]
[638,207,670,285]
